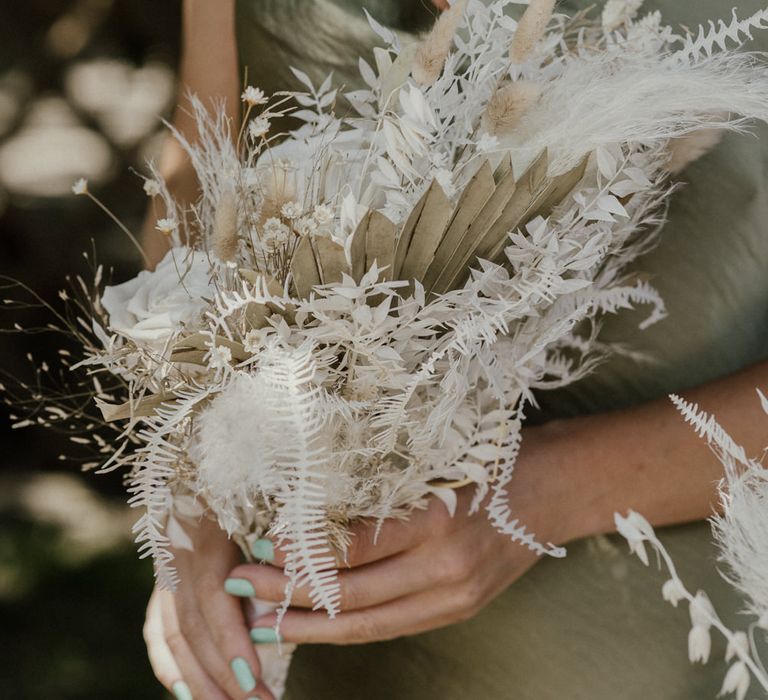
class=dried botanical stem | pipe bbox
[85,193,151,267]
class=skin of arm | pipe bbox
[141,0,240,268]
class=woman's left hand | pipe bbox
[226,426,582,645]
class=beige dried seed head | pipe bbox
[483,80,542,135]
[413,0,468,86]
[213,187,239,262]
[509,0,556,65]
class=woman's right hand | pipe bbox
[143,517,275,700]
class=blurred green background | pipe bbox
[0,1,181,697]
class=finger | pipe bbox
[229,542,457,611]
[266,504,443,571]
[150,589,229,700]
[144,590,184,691]
[251,582,481,645]
[195,572,276,700]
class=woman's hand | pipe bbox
[143,517,275,700]
[226,426,581,646]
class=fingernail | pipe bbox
[231,657,257,693]
[250,627,281,644]
[224,578,256,597]
[246,697,262,700]
[250,538,274,562]
[172,680,193,700]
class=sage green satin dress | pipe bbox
[235,1,768,696]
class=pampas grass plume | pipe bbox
[483,80,542,135]
[213,187,238,262]
[509,0,556,64]
[413,0,468,86]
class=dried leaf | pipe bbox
[399,180,453,282]
[315,237,349,285]
[365,210,398,280]
[290,236,321,299]
[435,153,524,292]
[426,160,495,294]
[96,393,176,422]
[393,186,429,279]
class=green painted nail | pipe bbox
[250,627,281,644]
[172,680,193,700]
[224,578,256,597]
[250,538,274,562]
[231,657,256,693]
[246,697,262,700]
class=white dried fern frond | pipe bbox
[671,7,768,66]
[259,344,341,618]
[128,385,215,589]
[671,392,768,623]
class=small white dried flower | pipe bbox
[248,116,271,140]
[262,217,290,249]
[661,578,686,607]
[312,204,334,226]
[209,344,233,370]
[688,624,712,664]
[602,0,644,32]
[476,133,499,153]
[295,215,319,237]
[244,328,269,354]
[72,178,88,195]
[241,86,268,106]
[143,179,162,197]
[155,218,178,235]
[720,661,750,700]
[689,591,715,630]
[725,632,749,663]
[614,511,652,565]
[281,201,302,220]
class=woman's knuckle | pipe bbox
[455,579,485,617]
[195,571,221,595]
[164,628,187,654]
[350,613,381,643]
[340,580,359,610]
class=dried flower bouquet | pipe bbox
[6,0,768,693]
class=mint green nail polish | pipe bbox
[250,538,274,562]
[246,697,262,700]
[172,680,193,700]
[224,578,256,597]
[231,657,256,693]
[250,627,281,644]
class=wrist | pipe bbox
[522,416,616,545]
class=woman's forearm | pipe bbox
[528,359,768,543]
[142,0,240,267]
